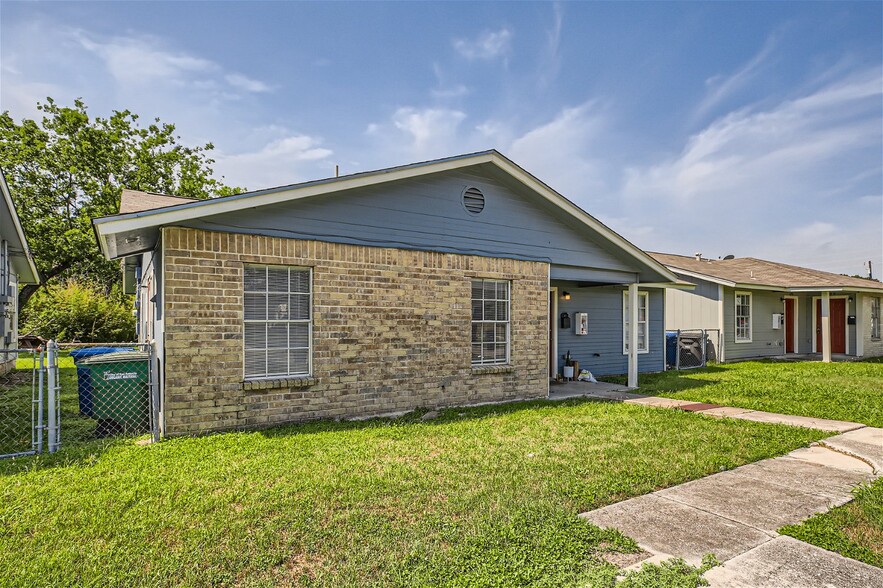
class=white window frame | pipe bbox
[871,296,881,340]
[243,265,312,380]
[734,291,752,343]
[471,279,511,366]
[622,290,650,355]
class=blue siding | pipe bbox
[181,169,641,276]
[553,283,665,377]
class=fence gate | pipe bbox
[667,329,722,370]
[0,343,60,459]
[1,341,159,459]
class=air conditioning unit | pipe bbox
[772,313,784,330]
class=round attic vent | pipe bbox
[462,186,485,214]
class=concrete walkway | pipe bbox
[574,393,883,587]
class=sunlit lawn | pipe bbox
[0,397,825,587]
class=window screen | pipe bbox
[244,266,311,378]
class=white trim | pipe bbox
[622,290,650,355]
[717,285,726,361]
[471,278,511,366]
[783,295,799,354]
[93,151,677,283]
[734,291,753,343]
[664,267,883,296]
[549,286,558,379]
[243,265,313,380]
[811,295,850,355]
[855,293,864,357]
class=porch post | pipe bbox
[628,283,639,388]
[821,291,832,363]
[855,294,864,357]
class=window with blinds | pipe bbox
[244,266,312,379]
[471,279,510,365]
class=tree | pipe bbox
[0,98,241,309]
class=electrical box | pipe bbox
[574,312,588,336]
[772,313,784,330]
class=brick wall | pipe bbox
[161,227,549,435]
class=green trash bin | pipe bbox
[81,351,151,436]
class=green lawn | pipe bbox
[781,478,883,568]
[0,399,825,587]
[604,359,883,427]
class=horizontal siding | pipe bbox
[554,283,664,377]
[665,276,721,331]
[723,288,786,360]
[183,169,638,273]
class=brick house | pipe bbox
[93,151,678,436]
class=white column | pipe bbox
[854,294,863,357]
[821,291,832,363]
[628,283,639,388]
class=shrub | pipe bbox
[20,279,135,342]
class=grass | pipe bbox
[603,359,883,427]
[0,398,825,587]
[0,351,145,456]
[780,478,883,568]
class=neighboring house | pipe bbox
[650,252,883,362]
[0,170,40,373]
[93,150,678,435]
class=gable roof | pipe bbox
[0,169,39,284]
[119,190,199,214]
[649,252,883,293]
[93,150,677,283]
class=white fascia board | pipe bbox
[639,282,696,290]
[733,283,788,292]
[93,150,677,283]
[92,152,498,239]
[787,286,883,294]
[667,267,735,287]
[489,155,678,284]
[0,170,39,283]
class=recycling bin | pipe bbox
[80,351,150,436]
[70,347,134,417]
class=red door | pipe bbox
[784,298,795,353]
[816,299,846,354]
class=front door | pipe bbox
[816,298,846,354]
[784,298,795,353]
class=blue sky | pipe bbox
[1,1,881,276]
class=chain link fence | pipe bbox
[666,329,721,370]
[0,341,158,459]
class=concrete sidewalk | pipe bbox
[579,409,883,587]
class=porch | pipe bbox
[548,379,643,402]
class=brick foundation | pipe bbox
[161,227,549,435]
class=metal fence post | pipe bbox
[675,329,681,370]
[36,350,45,454]
[701,329,708,367]
[47,340,59,453]
[149,342,160,443]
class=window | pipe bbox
[622,291,649,354]
[471,279,509,365]
[244,266,311,379]
[872,297,881,340]
[735,292,752,342]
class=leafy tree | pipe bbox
[19,279,136,343]
[0,98,241,309]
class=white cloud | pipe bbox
[225,73,272,93]
[214,133,333,190]
[453,28,513,61]
[365,107,471,163]
[693,33,778,123]
[508,102,612,198]
[618,68,882,274]
[73,30,270,95]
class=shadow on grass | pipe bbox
[0,396,613,475]
[599,365,728,395]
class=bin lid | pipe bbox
[70,347,135,362]
[80,350,150,365]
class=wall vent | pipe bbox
[462,187,485,214]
